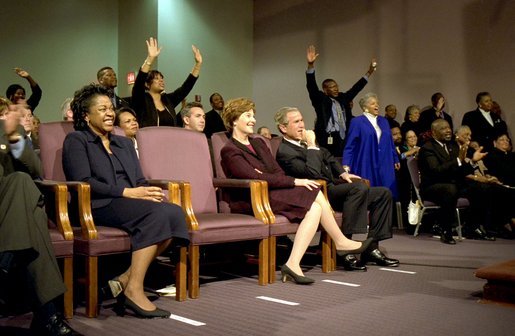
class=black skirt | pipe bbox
[92,198,189,251]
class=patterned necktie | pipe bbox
[332,99,346,140]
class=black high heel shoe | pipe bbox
[280,265,315,285]
[336,238,373,257]
[114,293,170,319]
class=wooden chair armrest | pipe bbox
[35,180,73,240]
[213,178,268,224]
[147,179,183,206]
[65,181,97,240]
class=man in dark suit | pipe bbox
[203,92,226,138]
[461,92,508,153]
[275,107,399,270]
[0,99,76,335]
[418,119,495,244]
[305,45,377,157]
[385,104,401,129]
[97,67,131,109]
[418,92,454,142]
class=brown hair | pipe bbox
[222,98,255,133]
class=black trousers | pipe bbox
[328,182,393,242]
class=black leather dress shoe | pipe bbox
[362,249,400,267]
[341,254,367,271]
[30,313,80,336]
[468,228,496,241]
[440,231,456,245]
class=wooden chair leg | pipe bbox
[63,256,73,319]
[331,241,337,271]
[258,238,269,286]
[268,236,276,284]
[175,246,187,301]
[188,245,199,299]
[86,256,98,318]
[321,231,332,273]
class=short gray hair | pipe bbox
[358,92,378,111]
[180,102,203,118]
[274,106,299,133]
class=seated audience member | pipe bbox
[384,104,400,129]
[203,93,226,138]
[0,97,77,336]
[483,133,515,187]
[97,66,130,109]
[461,92,508,153]
[33,115,41,138]
[181,102,205,132]
[275,107,398,270]
[5,67,42,113]
[62,84,189,318]
[455,126,514,237]
[115,107,140,157]
[342,93,400,200]
[400,104,422,138]
[418,92,453,142]
[392,126,410,224]
[17,101,38,150]
[418,119,495,244]
[398,130,420,226]
[60,98,74,121]
[257,126,272,139]
[131,37,202,128]
[220,98,372,284]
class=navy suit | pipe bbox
[62,129,145,209]
[276,139,392,240]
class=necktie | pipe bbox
[443,143,449,155]
[332,99,346,140]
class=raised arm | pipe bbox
[14,67,42,112]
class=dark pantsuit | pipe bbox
[0,172,65,311]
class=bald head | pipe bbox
[431,119,452,142]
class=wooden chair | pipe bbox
[35,180,74,318]
[137,127,269,299]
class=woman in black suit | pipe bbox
[63,85,189,318]
[220,98,371,285]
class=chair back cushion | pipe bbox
[137,127,217,213]
[39,122,75,181]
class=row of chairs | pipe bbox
[37,122,338,318]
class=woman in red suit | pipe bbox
[220,98,371,285]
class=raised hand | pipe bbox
[14,67,29,78]
[306,45,319,65]
[192,45,202,64]
[471,146,487,163]
[146,37,162,58]
[367,58,377,76]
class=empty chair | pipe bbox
[137,127,269,298]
